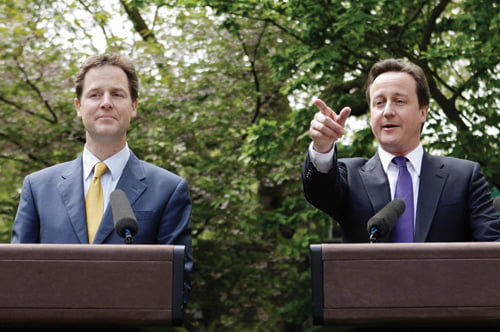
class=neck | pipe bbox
[382,141,421,158]
[380,142,420,157]
[85,138,127,161]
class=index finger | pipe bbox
[313,99,335,118]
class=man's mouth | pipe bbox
[97,115,115,120]
[383,124,399,129]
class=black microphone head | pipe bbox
[110,189,139,238]
[115,217,139,238]
[494,196,500,212]
[367,199,406,238]
[385,198,406,223]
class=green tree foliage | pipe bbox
[0,0,498,330]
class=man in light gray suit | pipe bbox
[302,58,500,242]
[11,54,192,299]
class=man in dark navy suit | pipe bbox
[302,58,500,242]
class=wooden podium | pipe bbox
[310,242,500,327]
[0,243,185,329]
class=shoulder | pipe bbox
[137,161,191,201]
[130,155,187,188]
[24,158,80,181]
[128,150,185,182]
[339,157,370,166]
[425,153,479,170]
[139,160,185,181]
[338,156,376,172]
[423,153,485,183]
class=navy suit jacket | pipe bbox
[302,147,500,242]
[11,151,193,297]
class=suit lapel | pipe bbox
[359,153,392,215]
[93,152,148,243]
[57,156,89,243]
[414,152,448,242]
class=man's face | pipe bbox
[74,65,137,144]
[369,71,428,156]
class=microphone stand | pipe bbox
[369,227,378,243]
[124,229,134,244]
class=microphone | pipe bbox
[367,199,406,243]
[110,189,139,244]
[494,196,500,212]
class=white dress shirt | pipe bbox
[82,144,130,209]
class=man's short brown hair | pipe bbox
[365,58,430,109]
[74,53,139,102]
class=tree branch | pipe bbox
[119,0,158,43]
[421,0,452,52]
[236,22,268,124]
[15,60,59,123]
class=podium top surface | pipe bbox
[0,243,176,260]
[316,242,500,260]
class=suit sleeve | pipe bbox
[302,146,348,220]
[11,176,40,243]
[468,162,500,241]
[156,177,193,302]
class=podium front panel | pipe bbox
[310,242,500,326]
[0,244,185,328]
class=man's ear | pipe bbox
[131,99,138,118]
[420,105,429,121]
[74,98,82,118]
[419,105,429,133]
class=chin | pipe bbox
[377,135,399,147]
[95,123,120,133]
[379,141,402,153]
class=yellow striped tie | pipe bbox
[86,162,108,243]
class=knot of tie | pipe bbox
[93,162,108,179]
[393,156,408,168]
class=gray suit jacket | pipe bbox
[302,147,500,242]
[11,151,193,298]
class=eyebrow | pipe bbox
[85,86,128,93]
[393,92,409,98]
[373,92,409,99]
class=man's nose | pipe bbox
[383,102,396,116]
[100,93,112,108]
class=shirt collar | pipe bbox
[378,143,423,175]
[83,144,131,181]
